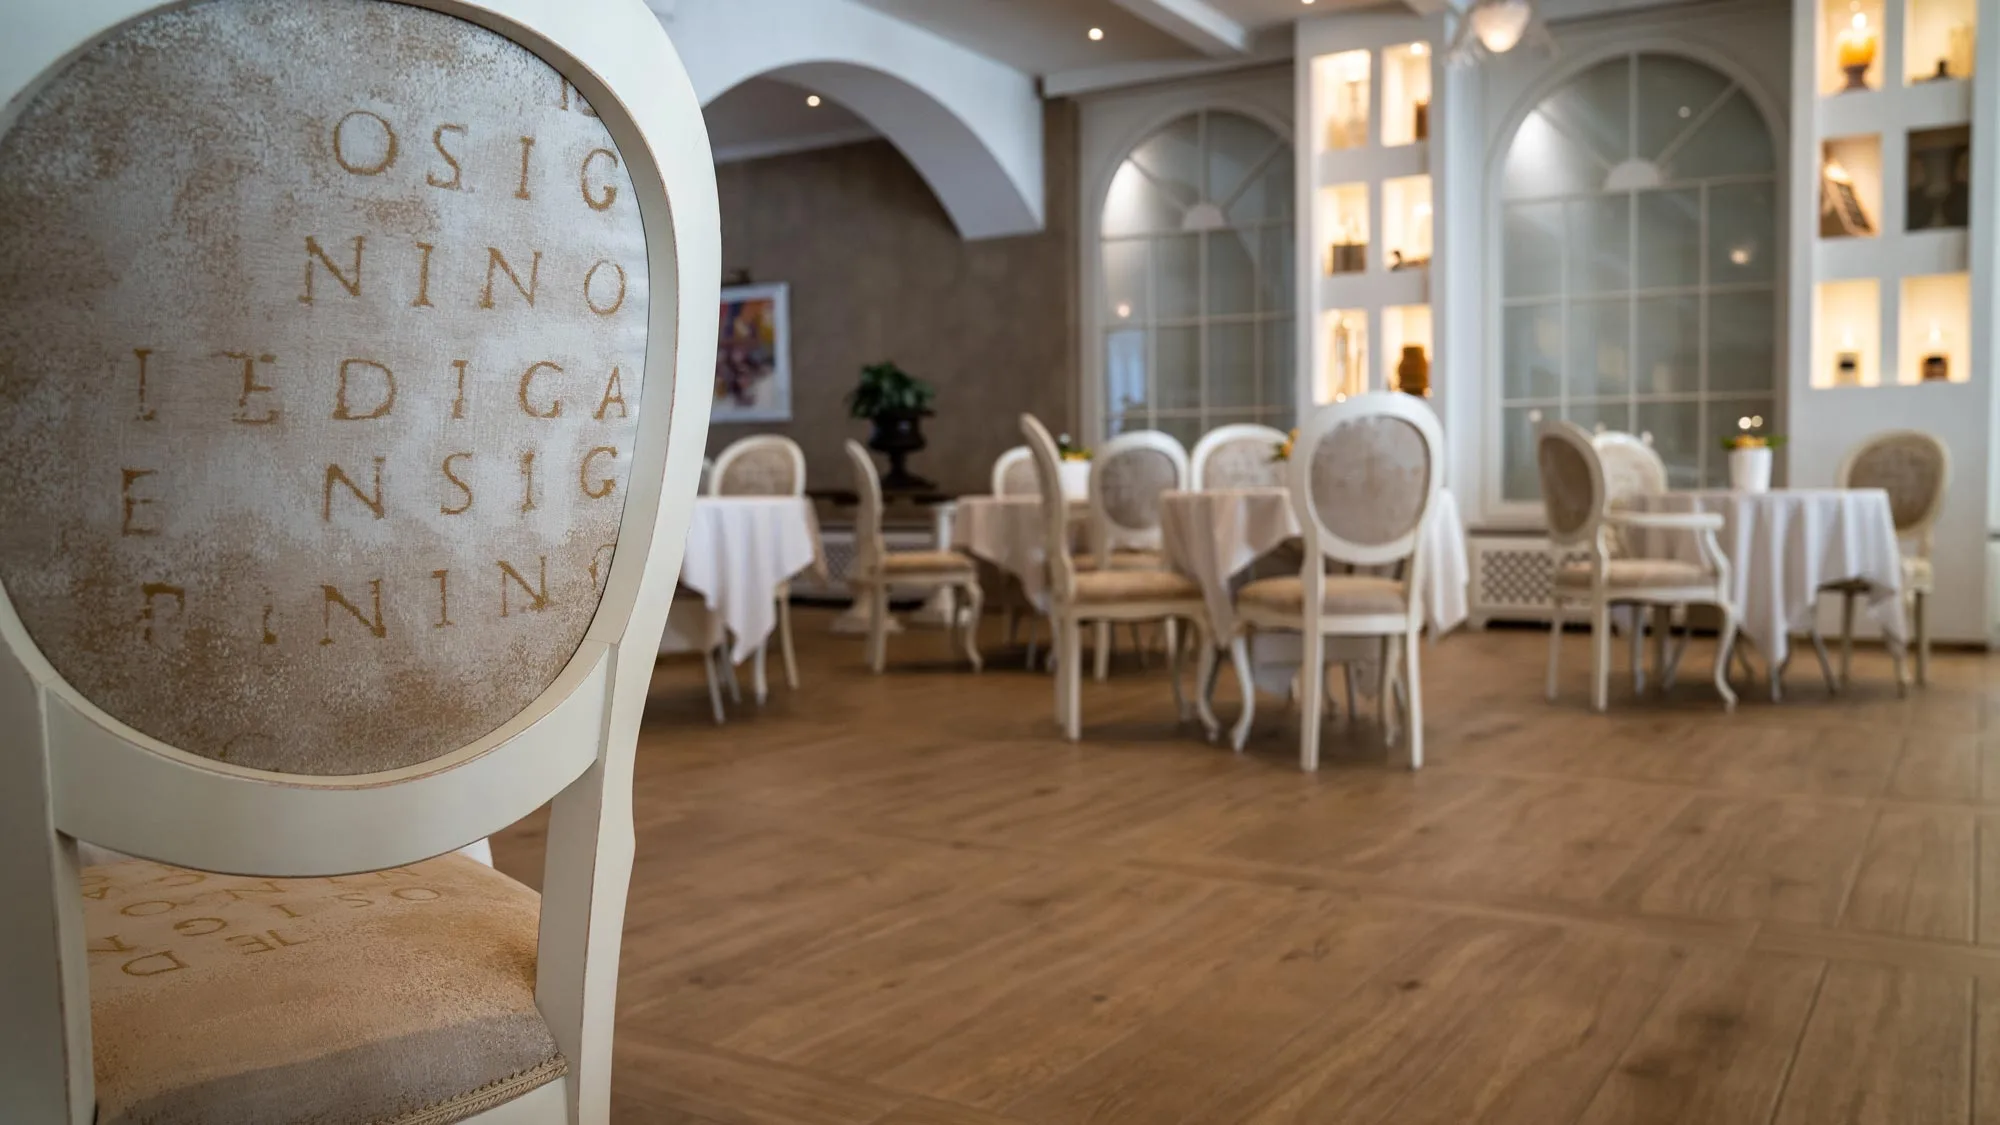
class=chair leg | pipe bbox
[1590,600,1611,713]
[723,648,742,703]
[1662,606,1689,690]
[704,646,727,725]
[1024,613,1041,670]
[1403,626,1424,770]
[1808,626,1837,695]
[1162,619,1179,676]
[959,581,984,672]
[1653,606,1670,693]
[1712,603,1740,713]
[868,586,889,674]
[1194,632,1222,741]
[1343,664,1359,729]
[1545,597,1565,703]
[1131,622,1149,669]
[1063,618,1085,741]
[1629,607,1646,696]
[1229,633,1256,752]
[1380,637,1402,748]
[1094,620,1112,681]
[1168,617,1190,722]
[1839,589,1856,688]
[1049,614,1069,730]
[1004,604,1019,647]
[1916,590,1931,687]
[1299,630,1325,773]
[778,596,799,690]
[752,642,769,706]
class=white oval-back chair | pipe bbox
[1227,394,1443,770]
[843,441,985,673]
[1539,422,1741,713]
[1191,423,1289,491]
[1816,430,1948,688]
[991,446,1038,497]
[0,1,718,1122]
[1021,417,1210,741]
[1084,430,1189,678]
[708,434,807,700]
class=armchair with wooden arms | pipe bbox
[0,1,719,1121]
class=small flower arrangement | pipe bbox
[1271,428,1299,462]
[1056,433,1092,462]
[1719,414,1787,451]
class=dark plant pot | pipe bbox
[867,409,935,492]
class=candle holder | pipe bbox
[1835,10,1877,92]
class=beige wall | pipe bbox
[707,102,1078,502]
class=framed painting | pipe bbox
[715,282,791,422]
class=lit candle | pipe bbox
[1836,10,1877,89]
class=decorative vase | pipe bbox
[1057,459,1091,500]
[1396,345,1431,397]
[1728,446,1773,493]
[867,409,935,492]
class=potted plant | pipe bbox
[847,361,937,491]
[1720,421,1786,493]
[1055,433,1093,498]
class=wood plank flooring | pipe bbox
[491,610,2000,1124]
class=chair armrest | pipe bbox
[1604,510,1724,532]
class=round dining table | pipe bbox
[1626,487,1907,698]
[674,495,823,665]
[952,494,1088,611]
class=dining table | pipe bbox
[952,493,1089,612]
[672,495,823,665]
[1626,487,1907,698]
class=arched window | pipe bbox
[1100,110,1294,446]
[1497,53,1778,501]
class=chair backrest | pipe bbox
[1840,430,1950,554]
[0,1,719,1119]
[1289,394,1443,586]
[1019,415,1077,605]
[1592,431,1668,508]
[711,434,806,496]
[1191,424,1289,490]
[1088,430,1188,558]
[844,441,887,575]
[1536,421,1608,549]
[991,446,1038,497]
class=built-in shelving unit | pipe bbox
[1788,0,1996,640]
[1296,12,1441,408]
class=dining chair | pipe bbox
[1085,430,1189,678]
[1538,422,1741,713]
[1226,394,1441,770]
[1815,430,1949,688]
[844,441,984,673]
[1591,430,1681,693]
[0,1,715,1121]
[1190,423,1289,490]
[1022,416,1210,741]
[708,434,807,699]
[991,446,1039,496]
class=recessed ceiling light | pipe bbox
[1302,0,1315,5]
[1088,27,1104,40]
[1409,40,1427,55]
[806,94,821,107]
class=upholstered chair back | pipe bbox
[992,446,1038,496]
[1842,431,1950,552]
[712,435,806,496]
[0,0,719,1121]
[1592,432,1667,558]
[1291,394,1442,573]
[1537,421,1607,548]
[845,441,888,576]
[1088,431,1188,559]
[1191,424,1289,490]
[1019,415,1078,604]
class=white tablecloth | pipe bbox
[952,495,1086,610]
[1159,487,1471,640]
[678,496,822,664]
[1629,488,1906,668]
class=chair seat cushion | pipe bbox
[1556,558,1710,588]
[879,549,976,575]
[1077,550,1164,572]
[1072,568,1201,604]
[1823,555,1932,595]
[1236,574,1407,616]
[81,853,564,1125]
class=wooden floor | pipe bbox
[494,609,2000,1125]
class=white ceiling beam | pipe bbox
[1042,32,1289,97]
[1107,0,1251,56]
